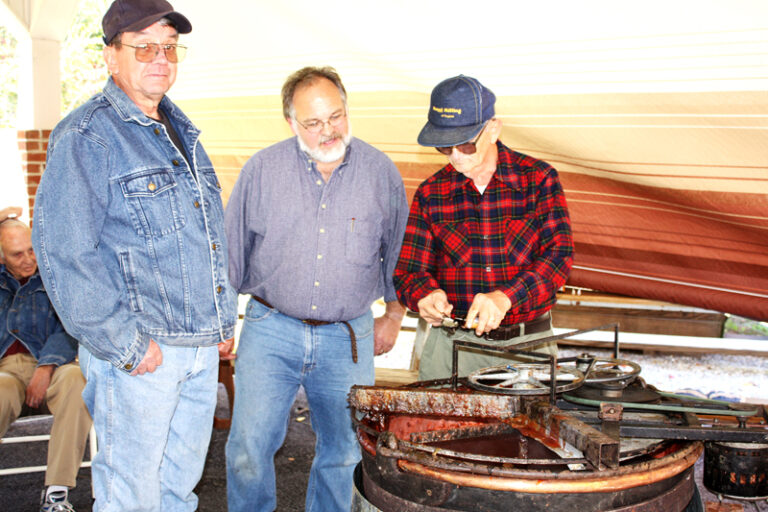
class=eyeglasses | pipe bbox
[294,112,347,134]
[120,43,187,63]
[435,123,488,155]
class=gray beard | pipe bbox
[297,131,353,163]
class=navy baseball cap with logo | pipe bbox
[102,0,192,44]
[417,75,496,148]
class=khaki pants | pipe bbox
[418,326,558,381]
[0,353,92,487]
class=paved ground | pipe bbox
[0,387,315,512]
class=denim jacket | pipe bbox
[0,267,77,367]
[32,78,237,373]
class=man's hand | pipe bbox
[131,339,163,376]
[218,337,236,361]
[416,289,453,326]
[465,290,512,336]
[0,206,22,222]
[373,301,406,356]
[25,365,54,408]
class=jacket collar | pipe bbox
[0,265,43,293]
[101,78,197,137]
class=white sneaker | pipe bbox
[39,489,75,512]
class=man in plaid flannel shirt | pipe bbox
[394,75,574,380]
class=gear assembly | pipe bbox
[349,323,768,511]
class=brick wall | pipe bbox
[17,129,50,220]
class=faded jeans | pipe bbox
[226,297,374,512]
[79,343,219,512]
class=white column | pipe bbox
[16,35,61,130]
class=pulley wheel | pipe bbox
[467,362,585,395]
[583,358,641,385]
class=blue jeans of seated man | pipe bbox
[226,298,374,512]
[79,343,219,512]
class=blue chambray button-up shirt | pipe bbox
[225,137,408,322]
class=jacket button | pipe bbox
[172,159,180,166]
[148,182,156,191]
[216,285,222,293]
[11,329,19,334]
[194,201,200,208]
[124,363,133,370]
[212,243,217,250]
[153,128,160,135]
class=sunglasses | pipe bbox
[120,43,187,63]
[435,123,488,155]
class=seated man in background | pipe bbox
[0,218,92,512]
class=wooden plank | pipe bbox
[554,328,768,356]
[553,304,726,338]
[557,292,675,307]
[374,367,419,387]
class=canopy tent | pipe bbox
[167,0,766,320]
[6,0,765,319]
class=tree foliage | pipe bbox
[0,0,110,125]
[61,0,111,115]
[0,26,18,128]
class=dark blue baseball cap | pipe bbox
[102,0,191,44]
[417,75,495,148]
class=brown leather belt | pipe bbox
[252,296,358,363]
[447,312,551,341]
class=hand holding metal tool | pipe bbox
[440,315,479,334]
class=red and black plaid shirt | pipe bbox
[394,141,573,326]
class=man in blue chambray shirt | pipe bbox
[32,1,236,510]
[225,66,409,512]
[0,219,91,512]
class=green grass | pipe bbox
[724,316,768,337]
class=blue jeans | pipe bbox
[79,343,219,512]
[226,298,374,512]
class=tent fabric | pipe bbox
[562,172,768,319]
[169,1,768,321]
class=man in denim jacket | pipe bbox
[32,1,236,509]
[1,219,92,512]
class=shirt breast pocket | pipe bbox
[345,218,382,266]
[119,170,186,237]
[433,221,472,268]
[505,217,538,266]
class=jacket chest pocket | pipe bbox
[11,291,48,337]
[119,170,186,237]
